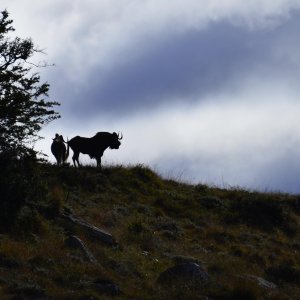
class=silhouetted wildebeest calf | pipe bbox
[51,134,68,166]
[67,132,123,167]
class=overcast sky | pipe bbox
[3,0,300,193]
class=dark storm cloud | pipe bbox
[71,22,262,115]
[58,12,300,119]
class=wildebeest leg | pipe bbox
[55,155,60,166]
[96,156,101,168]
[72,152,80,167]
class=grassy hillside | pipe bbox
[0,163,300,299]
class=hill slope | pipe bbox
[0,164,300,299]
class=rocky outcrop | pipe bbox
[61,211,116,246]
[244,275,277,289]
[157,262,209,286]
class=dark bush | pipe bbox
[0,153,47,231]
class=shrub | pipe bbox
[0,153,48,231]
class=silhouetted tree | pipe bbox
[0,10,60,231]
[0,10,60,158]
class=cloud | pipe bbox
[4,0,300,69]
[4,2,300,102]
[50,9,300,123]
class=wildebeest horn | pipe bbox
[118,132,123,140]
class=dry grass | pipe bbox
[0,163,299,299]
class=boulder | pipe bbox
[61,212,116,246]
[157,263,209,286]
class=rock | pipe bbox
[243,275,277,289]
[65,235,97,264]
[157,263,209,286]
[61,212,116,246]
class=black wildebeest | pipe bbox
[67,132,123,167]
[51,134,68,166]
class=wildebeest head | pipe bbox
[109,132,123,149]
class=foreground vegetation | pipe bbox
[0,163,300,299]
